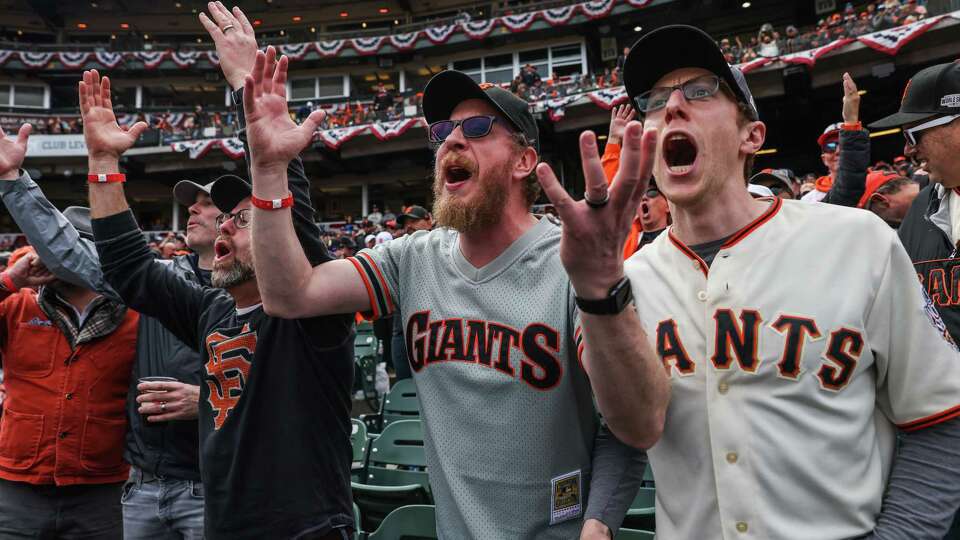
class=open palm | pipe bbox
[0,124,31,178]
[79,69,147,160]
[243,46,324,170]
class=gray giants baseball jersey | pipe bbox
[350,217,600,539]
[624,198,960,540]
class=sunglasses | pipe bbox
[903,114,960,147]
[428,115,499,143]
[216,208,251,229]
[634,75,721,113]
[643,187,662,199]
[821,141,839,154]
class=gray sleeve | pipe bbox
[866,417,960,540]
[0,170,120,300]
[583,424,645,535]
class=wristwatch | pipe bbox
[575,277,633,315]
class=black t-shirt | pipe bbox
[94,211,355,539]
[689,233,735,268]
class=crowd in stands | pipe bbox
[719,0,929,63]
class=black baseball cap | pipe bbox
[869,61,960,128]
[398,205,430,225]
[623,25,759,120]
[422,70,539,153]
[173,179,215,207]
[209,174,252,213]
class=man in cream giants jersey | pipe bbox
[617,25,960,539]
[236,48,670,539]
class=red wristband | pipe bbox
[842,121,862,131]
[87,173,126,184]
[250,193,294,210]
[0,272,18,293]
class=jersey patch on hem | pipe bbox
[550,469,583,525]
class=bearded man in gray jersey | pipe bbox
[238,48,669,539]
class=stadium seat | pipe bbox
[352,420,431,531]
[364,505,437,540]
[616,528,655,540]
[623,486,656,531]
[351,418,370,481]
[641,462,655,487]
[381,378,420,427]
[353,502,361,540]
[355,321,382,412]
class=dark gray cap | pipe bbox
[173,179,216,207]
[209,174,252,213]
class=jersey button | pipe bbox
[697,290,707,301]
[736,522,748,533]
[726,452,738,464]
[718,382,729,394]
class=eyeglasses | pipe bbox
[634,75,721,113]
[903,114,960,147]
[428,115,498,143]
[821,141,839,154]
[216,209,251,229]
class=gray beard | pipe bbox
[211,260,255,289]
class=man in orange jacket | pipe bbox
[601,104,671,258]
[0,126,138,539]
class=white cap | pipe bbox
[747,184,775,198]
[375,231,393,244]
[364,234,376,244]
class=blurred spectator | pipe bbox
[297,101,314,122]
[862,174,919,227]
[757,24,780,58]
[521,64,542,88]
[373,83,395,122]
[364,234,376,249]
[750,169,797,199]
[397,205,433,235]
[367,205,383,226]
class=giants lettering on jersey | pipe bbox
[204,323,257,429]
[656,309,863,392]
[404,311,562,390]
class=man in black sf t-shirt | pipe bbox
[80,65,355,539]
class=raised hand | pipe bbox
[536,122,657,298]
[0,123,31,180]
[841,72,860,126]
[607,104,637,146]
[242,46,325,173]
[6,251,56,290]
[199,1,258,90]
[78,70,148,162]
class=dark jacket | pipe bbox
[821,127,870,207]
[898,183,960,343]
[0,173,205,482]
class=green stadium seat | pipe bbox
[351,418,370,482]
[623,486,656,531]
[355,321,382,412]
[352,420,431,532]
[381,378,420,427]
[616,528,655,540]
[353,502,361,540]
[641,462,655,487]
[365,505,437,540]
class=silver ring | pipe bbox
[222,24,235,33]
[160,402,167,412]
[584,190,610,209]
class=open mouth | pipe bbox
[445,165,473,184]
[214,239,232,261]
[663,133,698,175]
[640,202,650,217]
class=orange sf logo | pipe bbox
[204,325,256,430]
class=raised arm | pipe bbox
[80,69,209,347]
[536,122,670,450]
[824,73,869,207]
[0,126,118,298]
[241,48,371,318]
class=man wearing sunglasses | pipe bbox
[621,24,960,540]
[243,55,668,537]
[800,73,870,207]
[871,60,960,539]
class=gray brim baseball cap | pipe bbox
[173,179,216,207]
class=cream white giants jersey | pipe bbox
[624,198,960,540]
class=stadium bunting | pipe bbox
[368,118,420,141]
[58,52,92,69]
[0,2,956,69]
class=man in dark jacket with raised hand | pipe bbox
[80,62,354,539]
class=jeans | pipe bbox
[0,477,122,539]
[121,467,204,540]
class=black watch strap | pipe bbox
[575,277,633,315]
